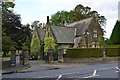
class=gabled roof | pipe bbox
[51,26,75,44]
[37,28,45,41]
[66,17,93,36]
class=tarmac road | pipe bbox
[2,62,120,80]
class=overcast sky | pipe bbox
[13,0,119,38]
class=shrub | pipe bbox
[66,48,103,58]
[30,38,40,57]
[65,48,120,58]
[106,48,120,57]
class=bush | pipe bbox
[2,53,10,58]
[65,48,120,58]
[66,48,103,58]
[30,38,40,59]
[106,48,120,57]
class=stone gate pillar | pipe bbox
[10,46,16,66]
[58,47,63,62]
[22,46,29,65]
[49,48,54,63]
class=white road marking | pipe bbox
[56,75,62,80]
[115,67,120,71]
[93,70,97,76]
[115,71,120,73]
[38,66,118,78]
[115,67,120,73]
[98,67,115,71]
[83,70,99,78]
[84,75,99,78]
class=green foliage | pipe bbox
[2,12,32,48]
[106,48,120,57]
[2,35,13,54]
[50,4,106,27]
[54,44,59,60]
[110,20,120,45]
[1,0,15,13]
[30,38,40,55]
[44,37,56,52]
[106,45,120,48]
[66,48,103,58]
[98,35,106,47]
[2,0,32,50]
[65,48,120,58]
[2,53,10,58]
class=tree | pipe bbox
[1,1,15,13]
[30,38,40,59]
[50,11,70,26]
[110,20,120,45]
[44,37,56,53]
[98,35,106,47]
[2,0,16,54]
[2,0,32,54]
[2,34,13,55]
[50,4,106,28]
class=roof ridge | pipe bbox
[51,26,75,28]
[66,16,93,27]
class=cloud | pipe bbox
[14,0,119,38]
[119,1,120,20]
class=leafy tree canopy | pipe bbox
[2,0,32,54]
[110,20,120,45]
[44,37,57,53]
[50,4,106,28]
[30,38,40,53]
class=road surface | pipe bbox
[2,62,120,80]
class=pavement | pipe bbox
[2,62,119,79]
[2,60,93,74]
[12,60,91,73]
[2,59,118,74]
[2,64,30,74]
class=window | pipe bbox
[93,30,97,37]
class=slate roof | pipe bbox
[37,28,45,41]
[66,17,93,36]
[51,26,75,44]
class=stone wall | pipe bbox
[63,57,120,63]
[2,59,11,69]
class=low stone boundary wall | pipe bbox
[63,57,120,63]
[2,60,11,69]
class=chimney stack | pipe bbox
[47,16,49,23]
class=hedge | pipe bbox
[65,48,120,58]
[106,48,120,57]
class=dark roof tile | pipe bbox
[51,26,75,44]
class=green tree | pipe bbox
[110,20,120,45]
[2,34,13,55]
[98,35,106,47]
[44,37,56,53]
[2,0,16,55]
[30,38,40,59]
[50,11,70,26]
[2,0,32,54]
[50,4,106,28]
[1,0,15,13]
